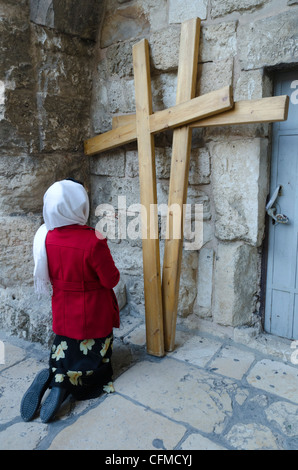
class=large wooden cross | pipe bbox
[84,18,289,357]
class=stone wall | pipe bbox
[0,0,102,344]
[90,0,298,330]
[0,0,298,345]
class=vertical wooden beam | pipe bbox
[162,18,201,352]
[132,39,164,357]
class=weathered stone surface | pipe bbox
[30,0,104,40]
[90,149,125,177]
[101,3,150,48]
[0,215,41,288]
[0,286,52,345]
[225,423,282,450]
[105,40,137,78]
[150,26,180,71]
[31,25,93,152]
[49,393,186,450]
[247,359,298,403]
[178,251,198,317]
[168,330,222,367]
[200,22,237,62]
[210,138,269,245]
[0,421,48,450]
[169,0,208,23]
[0,154,89,215]
[210,0,269,18]
[114,277,127,311]
[142,0,168,32]
[189,147,211,185]
[208,344,255,380]
[0,4,38,155]
[265,401,298,437]
[113,358,238,434]
[235,69,268,101]
[181,433,227,450]
[238,10,298,70]
[197,59,234,96]
[0,357,48,424]
[152,73,177,111]
[125,147,171,179]
[194,248,214,318]
[213,242,259,327]
[91,174,140,211]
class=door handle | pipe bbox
[266,185,289,225]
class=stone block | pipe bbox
[200,22,237,62]
[189,147,211,185]
[2,89,39,155]
[0,154,89,215]
[90,149,125,177]
[208,344,255,380]
[238,10,298,70]
[181,434,227,450]
[107,79,136,115]
[234,69,265,101]
[197,59,233,96]
[49,394,186,450]
[126,147,171,179]
[0,286,53,345]
[194,248,214,318]
[225,423,281,450]
[209,138,269,246]
[168,331,222,367]
[91,174,140,211]
[169,0,208,23]
[178,251,198,317]
[265,401,298,437]
[114,277,127,311]
[105,40,137,78]
[210,0,269,18]
[213,242,259,327]
[113,358,236,434]
[152,73,177,111]
[150,26,180,71]
[30,0,103,40]
[247,359,298,403]
[31,25,93,152]
[0,215,41,288]
[101,3,150,48]
[142,0,168,32]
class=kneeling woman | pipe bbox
[21,179,120,423]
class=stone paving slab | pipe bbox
[1,326,298,450]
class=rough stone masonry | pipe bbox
[0,0,298,346]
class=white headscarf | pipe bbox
[33,179,89,296]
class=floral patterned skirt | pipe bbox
[48,332,115,400]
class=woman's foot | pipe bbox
[40,387,69,423]
[20,368,51,422]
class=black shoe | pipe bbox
[20,368,51,422]
[40,387,68,423]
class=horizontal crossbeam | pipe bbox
[84,86,233,155]
[111,95,289,131]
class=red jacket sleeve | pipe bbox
[91,238,120,289]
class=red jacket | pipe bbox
[45,224,120,340]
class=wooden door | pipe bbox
[265,70,298,339]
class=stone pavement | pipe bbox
[1,314,298,451]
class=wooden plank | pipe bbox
[84,122,136,156]
[84,86,233,156]
[111,95,289,131]
[190,95,290,128]
[149,85,233,134]
[162,17,200,352]
[133,38,164,357]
